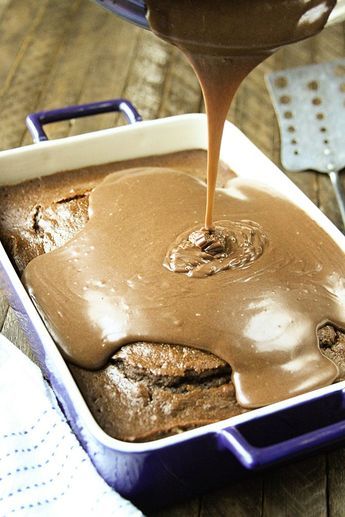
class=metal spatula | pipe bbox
[266,59,345,227]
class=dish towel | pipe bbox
[0,334,143,517]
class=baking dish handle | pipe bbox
[218,393,345,469]
[26,98,142,143]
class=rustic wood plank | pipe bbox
[263,456,327,517]
[0,0,81,151]
[20,1,139,143]
[0,0,47,96]
[230,56,277,162]
[200,477,263,517]
[150,498,200,517]
[69,18,140,137]
[112,30,202,125]
[0,0,11,21]
[120,30,173,120]
[327,448,345,517]
[158,48,201,118]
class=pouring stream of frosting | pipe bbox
[146,0,336,229]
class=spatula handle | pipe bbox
[329,171,345,229]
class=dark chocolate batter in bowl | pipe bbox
[21,0,344,411]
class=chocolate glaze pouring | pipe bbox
[146,0,336,230]
[22,0,344,409]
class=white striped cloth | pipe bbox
[0,334,142,517]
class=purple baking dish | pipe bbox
[1,99,345,512]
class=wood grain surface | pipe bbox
[0,2,345,515]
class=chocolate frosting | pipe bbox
[23,169,345,407]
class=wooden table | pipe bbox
[1,1,345,515]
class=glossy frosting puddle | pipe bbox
[164,220,267,278]
[23,168,345,408]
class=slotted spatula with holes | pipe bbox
[266,59,345,228]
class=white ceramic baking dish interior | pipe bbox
[1,113,345,509]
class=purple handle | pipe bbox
[218,390,345,469]
[26,98,142,143]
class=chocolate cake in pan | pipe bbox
[1,149,345,442]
